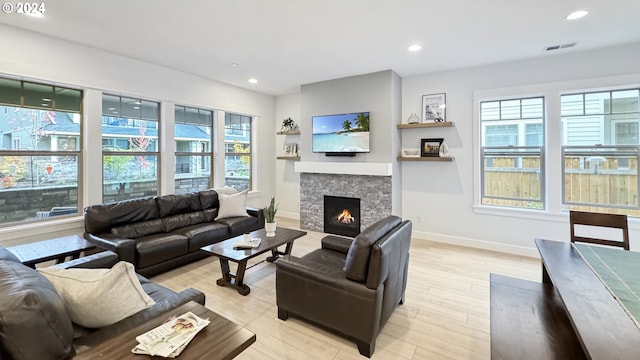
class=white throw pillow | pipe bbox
[39,262,155,328]
[216,190,249,220]
[210,186,238,196]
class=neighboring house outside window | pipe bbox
[174,105,213,194]
[0,77,82,225]
[561,89,640,215]
[101,94,159,203]
[224,112,252,191]
[480,97,545,210]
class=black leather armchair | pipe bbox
[275,216,412,357]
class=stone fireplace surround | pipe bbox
[296,162,393,233]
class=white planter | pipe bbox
[265,222,276,237]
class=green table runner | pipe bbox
[574,243,640,328]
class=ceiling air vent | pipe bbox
[545,42,577,52]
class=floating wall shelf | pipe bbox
[276,156,300,161]
[397,156,454,162]
[396,122,454,129]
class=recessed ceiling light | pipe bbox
[248,78,258,84]
[231,63,239,67]
[566,10,588,20]
[408,44,422,52]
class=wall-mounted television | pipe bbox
[312,112,370,155]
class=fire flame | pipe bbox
[337,209,355,224]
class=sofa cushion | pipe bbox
[0,259,75,360]
[173,222,230,251]
[111,218,165,239]
[0,246,20,262]
[343,215,402,282]
[84,197,159,234]
[198,187,236,210]
[135,233,189,269]
[162,212,206,233]
[216,216,260,237]
[156,193,202,218]
[39,262,155,328]
[215,190,249,220]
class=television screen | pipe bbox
[312,112,370,153]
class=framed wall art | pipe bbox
[421,138,444,157]
[422,93,446,123]
[283,143,298,156]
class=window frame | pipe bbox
[224,112,253,191]
[0,77,83,226]
[101,94,160,204]
[174,104,214,193]
[479,96,546,210]
[474,78,640,219]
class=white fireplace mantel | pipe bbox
[294,162,392,176]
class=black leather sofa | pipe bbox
[275,215,412,358]
[84,189,264,277]
[0,246,205,360]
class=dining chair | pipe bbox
[569,210,630,250]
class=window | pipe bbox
[224,112,252,191]
[0,77,82,225]
[101,94,159,203]
[174,105,213,194]
[480,97,545,209]
[561,89,640,214]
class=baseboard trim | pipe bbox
[269,212,540,258]
[412,230,540,258]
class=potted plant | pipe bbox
[263,197,278,237]
[280,117,298,133]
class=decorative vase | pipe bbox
[265,222,276,237]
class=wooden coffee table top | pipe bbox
[201,227,307,262]
[74,301,256,360]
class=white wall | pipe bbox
[275,93,301,219]
[0,25,276,243]
[401,42,640,256]
[299,70,399,164]
[274,42,640,256]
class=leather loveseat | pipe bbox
[275,215,412,357]
[0,246,205,360]
[84,189,264,277]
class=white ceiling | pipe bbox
[2,0,640,96]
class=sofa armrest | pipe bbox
[321,235,353,254]
[246,206,265,227]
[74,288,205,351]
[84,233,136,265]
[51,251,119,270]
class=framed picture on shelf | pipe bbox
[283,143,298,156]
[422,93,446,123]
[421,138,444,157]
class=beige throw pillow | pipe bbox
[39,262,155,328]
[216,190,249,220]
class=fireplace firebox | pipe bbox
[324,195,361,237]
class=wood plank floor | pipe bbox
[151,218,541,359]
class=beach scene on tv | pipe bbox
[312,112,370,152]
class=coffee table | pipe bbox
[73,301,256,360]
[201,227,307,295]
[7,235,96,268]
